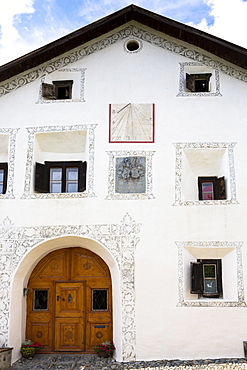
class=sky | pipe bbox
[0,0,247,66]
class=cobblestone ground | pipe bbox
[6,354,247,370]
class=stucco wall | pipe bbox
[1,22,247,363]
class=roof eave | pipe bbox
[0,4,246,83]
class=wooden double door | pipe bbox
[26,248,112,352]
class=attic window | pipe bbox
[126,40,140,51]
[124,39,142,53]
[42,80,73,100]
[186,73,212,92]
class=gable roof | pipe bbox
[0,4,247,83]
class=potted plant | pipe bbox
[20,340,43,359]
[93,340,115,357]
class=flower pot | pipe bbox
[20,347,36,359]
[98,350,110,358]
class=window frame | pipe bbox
[0,162,8,195]
[35,161,86,194]
[191,259,223,298]
[92,289,108,311]
[198,176,226,201]
[42,80,73,100]
[186,73,212,92]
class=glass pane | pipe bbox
[0,184,3,194]
[204,279,217,293]
[202,182,214,200]
[92,289,108,310]
[204,264,216,278]
[50,168,62,180]
[34,290,48,310]
[66,182,78,192]
[0,169,4,182]
[50,183,62,193]
[66,168,78,180]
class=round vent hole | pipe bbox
[126,40,140,52]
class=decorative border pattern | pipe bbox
[173,142,237,206]
[1,25,247,98]
[21,124,96,199]
[0,214,140,361]
[106,151,155,200]
[0,128,19,199]
[176,241,246,307]
[36,68,86,104]
[177,62,222,97]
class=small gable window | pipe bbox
[186,73,212,92]
[198,176,226,200]
[0,163,8,194]
[35,161,86,193]
[191,259,223,298]
[42,80,73,100]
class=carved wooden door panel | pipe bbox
[54,282,85,351]
[26,247,112,353]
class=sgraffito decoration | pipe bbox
[107,151,155,200]
[176,241,246,307]
[0,214,140,362]
[173,142,237,206]
[1,26,247,98]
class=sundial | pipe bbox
[109,103,154,142]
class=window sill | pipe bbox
[22,191,96,199]
[173,199,238,206]
[36,98,85,104]
[177,299,247,307]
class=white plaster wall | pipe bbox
[1,22,247,362]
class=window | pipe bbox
[198,176,226,200]
[0,163,8,194]
[42,80,73,100]
[92,289,108,311]
[191,259,223,298]
[186,73,212,92]
[34,290,48,310]
[35,161,86,193]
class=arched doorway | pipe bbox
[25,247,112,352]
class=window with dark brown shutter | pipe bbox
[0,162,8,194]
[186,73,212,92]
[190,259,223,298]
[198,176,226,200]
[35,161,86,193]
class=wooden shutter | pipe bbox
[190,262,203,294]
[42,83,55,99]
[186,74,195,91]
[1,162,8,194]
[35,162,49,193]
[216,176,226,200]
[215,259,223,297]
[78,161,87,192]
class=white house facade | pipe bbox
[0,5,247,364]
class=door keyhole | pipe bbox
[68,293,72,303]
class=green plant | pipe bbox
[93,340,115,355]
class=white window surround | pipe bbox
[174,142,237,206]
[106,151,155,200]
[0,128,19,199]
[36,68,86,104]
[22,125,96,199]
[177,241,246,307]
[177,62,222,97]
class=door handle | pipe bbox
[57,295,65,301]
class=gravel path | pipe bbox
[6,354,247,370]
